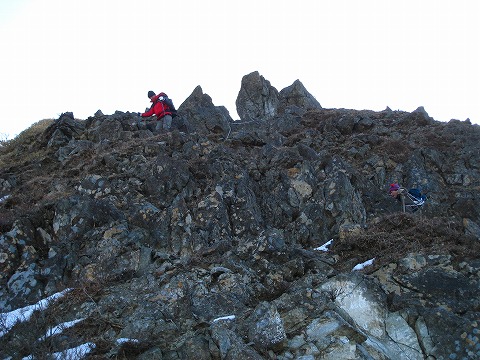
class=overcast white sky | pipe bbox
[1,0,479,139]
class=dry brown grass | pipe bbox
[0,119,54,168]
[0,119,63,231]
[377,138,411,163]
[332,213,479,272]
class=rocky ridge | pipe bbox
[0,71,479,359]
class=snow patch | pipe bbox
[116,337,140,344]
[212,315,235,322]
[352,258,375,271]
[21,343,95,360]
[0,289,73,337]
[39,318,85,341]
[314,239,333,252]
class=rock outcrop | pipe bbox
[278,79,322,116]
[178,85,233,136]
[236,71,280,122]
[0,72,479,359]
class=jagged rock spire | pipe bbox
[178,85,233,135]
[278,79,322,114]
[236,71,280,122]
[235,72,322,121]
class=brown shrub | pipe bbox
[378,138,411,163]
[332,213,479,272]
[0,119,54,168]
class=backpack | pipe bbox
[159,96,177,118]
[408,188,426,202]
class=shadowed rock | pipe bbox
[236,71,280,122]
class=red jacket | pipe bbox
[141,93,172,119]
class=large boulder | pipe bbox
[43,112,85,148]
[236,71,279,122]
[178,85,233,135]
[247,301,287,351]
[278,79,322,115]
[320,273,424,360]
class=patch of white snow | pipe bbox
[39,318,85,341]
[314,239,333,252]
[352,258,375,271]
[0,289,73,337]
[212,315,235,322]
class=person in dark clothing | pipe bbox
[389,183,426,213]
[388,183,402,198]
[389,183,407,212]
[140,91,173,131]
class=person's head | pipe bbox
[148,90,156,99]
[389,183,400,197]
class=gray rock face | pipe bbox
[178,85,233,135]
[278,79,322,115]
[0,73,480,359]
[247,301,286,351]
[236,71,280,122]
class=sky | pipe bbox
[0,0,479,139]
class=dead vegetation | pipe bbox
[0,119,54,166]
[0,284,100,359]
[0,120,63,231]
[332,213,480,272]
[377,138,412,163]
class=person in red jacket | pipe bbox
[140,91,173,131]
